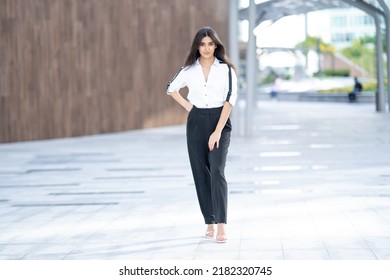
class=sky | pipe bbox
[240,0,330,73]
[240,11,330,48]
[238,0,333,47]
[238,1,332,73]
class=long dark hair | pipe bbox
[184,27,235,70]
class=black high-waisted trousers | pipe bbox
[186,106,232,224]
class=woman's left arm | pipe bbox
[208,101,232,151]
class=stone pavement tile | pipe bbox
[155,224,209,240]
[193,251,240,260]
[107,252,154,260]
[150,247,199,260]
[149,252,194,260]
[88,233,200,258]
[196,239,241,253]
[25,223,97,244]
[240,238,282,251]
[342,211,390,231]
[275,202,312,218]
[235,213,279,225]
[23,253,70,260]
[281,237,325,250]
[0,223,12,231]
[0,227,56,244]
[0,244,41,259]
[240,224,280,239]
[150,237,201,256]
[0,207,19,218]
[0,208,44,224]
[371,249,390,260]
[18,213,72,225]
[64,242,156,260]
[323,237,369,250]
[313,217,360,238]
[374,208,390,223]
[328,249,377,260]
[1,101,390,260]
[0,254,28,260]
[278,217,320,238]
[65,252,140,260]
[279,228,320,239]
[3,219,49,231]
[364,236,390,250]
[193,239,241,260]
[22,244,77,260]
[353,221,390,237]
[42,219,116,243]
[283,249,330,260]
[238,250,284,260]
[86,226,181,246]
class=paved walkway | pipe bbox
[1,101,390,260]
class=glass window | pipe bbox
[331,16,347,27]
[363,16,373,25]
[331,33,346,43]
[346,33,355,42]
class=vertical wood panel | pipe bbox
[0,0,229,143]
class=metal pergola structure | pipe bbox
[229,0,390,136]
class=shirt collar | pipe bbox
[196,57,220,67]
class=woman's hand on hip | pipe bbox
[185,102,193,112]
[208,131,221,151]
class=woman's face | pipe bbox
[198,36,216,60]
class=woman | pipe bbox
[166,27,238,243]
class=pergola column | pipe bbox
[229,0,241,136]
[246,0,257,136]
[377,0,390,111]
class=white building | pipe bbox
[248,1,390,50]
[240,1,390,76]
[323,8,375,49]
[309,1,390,50]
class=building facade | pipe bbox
[321,0,390,49]
[0,0,229,143]
[328,8,375,49]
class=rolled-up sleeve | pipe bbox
[166,67,186,94]
[227,69,238,106]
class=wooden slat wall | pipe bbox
[0,0,229,143]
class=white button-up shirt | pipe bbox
[166,58,238,108]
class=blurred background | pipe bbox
[1,0,390,262]
[1,0,389,143]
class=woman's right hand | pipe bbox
[168,91,193,112]
[185,102,193,112]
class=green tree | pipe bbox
[360,34,386,52]
[341,39,375,76]
[296,36,336,54]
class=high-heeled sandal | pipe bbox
[204,230,215,239]
[216,234,227,243]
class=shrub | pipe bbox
[314,69,350,77]
[318,81,377,93]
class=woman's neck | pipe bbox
[199,57,215,67]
